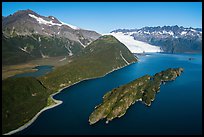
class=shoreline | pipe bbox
[3,61,136,135]
[3,90,63,135]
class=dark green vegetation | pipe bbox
[2,77,51,134]
[2,34,83,65]
[39,35,137,91]
[2,35,137,134]
[89,68,184,125]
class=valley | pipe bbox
[2,35,138,134]
[2,56,71,80]
[2,3,202,135]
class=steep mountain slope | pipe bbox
[2,34,83,65]
[111,25,202,53]
[2,35,137,134]
[2,9,101,65]
[2,77,50,134]
[40,35,138,91]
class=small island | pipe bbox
[89,68,184,125]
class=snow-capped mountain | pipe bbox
[111,26,202,53]
[27,13,79,29]
[2,9,101,65]
[2,9,101,47]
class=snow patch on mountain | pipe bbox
[19,47,30,54]
[168,31,174,36]
[144,31,150,34]
[181,31,187,35]
[59,56,67,62]
[162,30,174,35]
[109,32,162,53]
[65,45,73,56]
[28,14,80,30]
[78,40,85,47]
[60,21,80,30]
[28,14,62,26]
[38,37,41,42]
[190,29,196,32]
[120,51,129,64]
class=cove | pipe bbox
[12,65,53,78]
[16,53,202,135]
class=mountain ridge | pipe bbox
[111,25,202,53]
[40,35,138,91]
[2,9,101,65]
[3,9,101,43]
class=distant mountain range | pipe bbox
[2,9,202,66]
[2,9,101,65]
[111,26,202,53]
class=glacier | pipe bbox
[109,32,162,53]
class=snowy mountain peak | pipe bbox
[2,9,101,47]
[111,25,202,53]
[60,21,80,30]
[28,14,62,26]
[13,9,36,16]
[111,26,202,39]
[9,9,80,30]
[48,16,56,20]
[27,12,80,30]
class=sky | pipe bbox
[2,2,202,34]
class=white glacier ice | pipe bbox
[108,32,162,53]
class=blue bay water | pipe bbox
[16,53,202,135]
[12,65,53,78]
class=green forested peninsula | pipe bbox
[2,35,137,134]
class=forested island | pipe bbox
[89,68,184,125]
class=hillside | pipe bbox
[2,34,83,65]
[2,77,50,134]
[2,9,101,65]
[2,35,137,134]
[40,35,138,91]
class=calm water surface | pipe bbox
[16,53,202,135]
[12,65,53,78]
